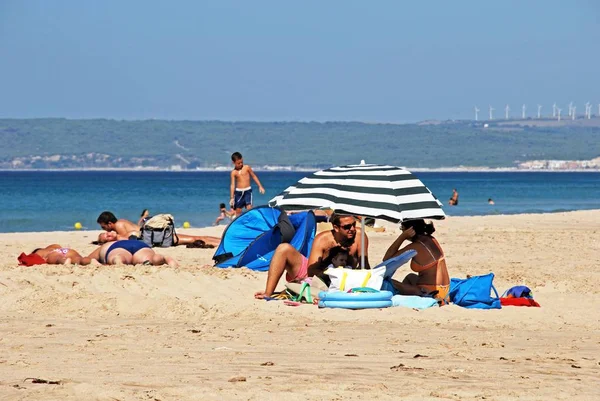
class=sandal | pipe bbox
[292,282,313,304]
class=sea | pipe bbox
[1,170,599,233]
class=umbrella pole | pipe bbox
[361,218,365,269]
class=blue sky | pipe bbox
[0,0,598,122]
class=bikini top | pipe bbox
[411,237,445,271]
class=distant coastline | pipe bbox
[2,118,599,171]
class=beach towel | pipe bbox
[18,252,46,266]
[500,285,540,307]
[391,295,438,309]
[500,297,540,307]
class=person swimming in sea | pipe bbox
[448,188,459,206]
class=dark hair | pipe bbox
[32,248,42,254]
[97,211,117,224]
[140,209,148,217]
[328,246,349,261]
[231,152,243,161]
[219,203,226,209]
[401,219,435,236]
[330,213,353,226]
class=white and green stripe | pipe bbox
[269,164,445,223]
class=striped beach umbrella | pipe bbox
[269,162,445,223]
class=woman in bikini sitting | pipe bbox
[382,219,450,305]
[33,244,97,265]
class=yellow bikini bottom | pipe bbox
[419,284,450,305]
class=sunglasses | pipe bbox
[338,222,356,230]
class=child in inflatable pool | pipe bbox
[383,219,450,305]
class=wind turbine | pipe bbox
[552,102,557,117]
[537,104,542,119]
[585,102,591,119]
[505,104,510,119]
[568,101,573,117]
[557,108,562,121]
[474,106,480,121]
[572,106,576,120]
[489,105,495,120]
[522,104,527,119]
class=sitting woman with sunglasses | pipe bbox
[255,213,369,299]
[382,219,450,305]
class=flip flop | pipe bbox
[292,282,313,304]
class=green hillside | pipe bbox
[0,118,598,169]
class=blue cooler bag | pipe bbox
[449,273,501,309]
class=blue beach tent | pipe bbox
[213,206,316,271]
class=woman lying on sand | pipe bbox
[383,219,450,305]
[96,231,220,248]
[88,240,178,267]
[33,244,98,265]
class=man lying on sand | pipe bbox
[33,244,98,266]
[96,211,220,247]
[255,214,369,299]
[96,230,220,248]
[97,211,141,236]
[87,240,178,267]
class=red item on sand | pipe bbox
[18,252,46,266]
[500,297,540,307]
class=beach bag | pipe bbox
[449,273,501,309]
[275,211,295,243]
[325,266,385,292]
[141,214,178,247]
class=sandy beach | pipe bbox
[1,210,599,400]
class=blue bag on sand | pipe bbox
[449,273,501,309]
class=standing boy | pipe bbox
[230,152,265,216]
